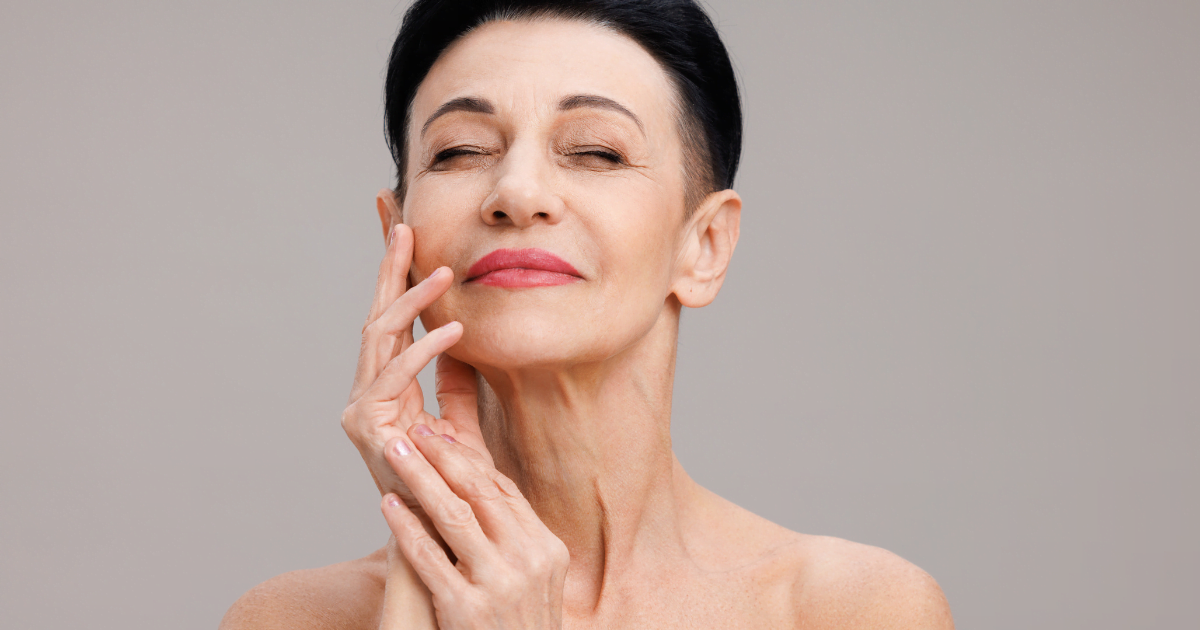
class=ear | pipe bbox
[375,188,403,243]
[670,189,742,308]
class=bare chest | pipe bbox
[562,562,797,630]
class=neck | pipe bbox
[474,305,696,614]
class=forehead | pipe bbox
[411,18,678,133]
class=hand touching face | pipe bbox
[389,18,741,372]
[343,225,571,629]
[342,224,492,513]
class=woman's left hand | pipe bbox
[380,420,571,630]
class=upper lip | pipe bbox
[465,248,582,281]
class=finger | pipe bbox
[367,224,413,327]
[381,493,468,597]
[350,225,414,401]
[364,321,463,403]
[435,353,480,431]
[449,441,545,534]
[364,267,454,388]
[423,434,543,542]
[385,436,497,569]
[408,424,522,544]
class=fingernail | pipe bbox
[389,224,399,246]
[440,434,456,444]
[426,267,443,282]
[394,439,412,456]
[386,495,400,508]
[439,321,461,334]
[414,424,435,437]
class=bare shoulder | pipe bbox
[788,535,954,630]
[683,478,952,628]
[219,547,387,630]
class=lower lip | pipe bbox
[469,268,581,287]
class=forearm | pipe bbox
[379,535,438,630]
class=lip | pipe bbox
[465,248,582,287]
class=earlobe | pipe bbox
[376,188,403,244]
[671,190,742,308]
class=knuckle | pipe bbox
[340,405,358,434]
[435,496,476,528]
[527,539,567,575]
[461,593,489,617]
[366,317,403,345]
[493,570,521,597]
[541,536,566,560]
[525,551,550,575]
[490,471,523,499]
[396,300,419,322]
[413,536,446,565]
[551,539,571,567]
[464,477,503,503]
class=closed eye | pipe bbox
[580,150,621,162]
[427,146,493,171]
[433,147,483,162]
[568,148,625,166]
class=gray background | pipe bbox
[2,1,1196,628]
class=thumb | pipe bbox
[435,353,480,433]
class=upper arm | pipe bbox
[849,561,954,629]
[219,562,383,630]
[793,537,954,630]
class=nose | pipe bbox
[479,147,565,228]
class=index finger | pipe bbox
[385,435,497,568]
[365,223,413,329]
[409,425,521,544]
[350,223,414,401]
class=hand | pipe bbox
[342,223,493,515]
[380,425,571,630]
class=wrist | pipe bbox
[381,536,437,630]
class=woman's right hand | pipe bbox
[341,223,493,517]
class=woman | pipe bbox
[223,0,954,627]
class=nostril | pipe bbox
[535,212,548,218]
[492,210,506,219]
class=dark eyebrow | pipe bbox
[421,97,494,137]
[558,94,645,135]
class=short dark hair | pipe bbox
[383,0,742,212]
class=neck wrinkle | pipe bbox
[473,306,692,615]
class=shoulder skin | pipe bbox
[219,549,386,630]
[790,535,954,630]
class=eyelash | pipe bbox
[429,146,626,166]
[432,147,483,163]
[570,149,624,164]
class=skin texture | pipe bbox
[222,18,954,629]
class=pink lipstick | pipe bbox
[465,248,582,287]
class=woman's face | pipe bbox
[400,18,702,370]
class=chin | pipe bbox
[429,304,624,371]
[422,284,671,371]
[459,314,615,370]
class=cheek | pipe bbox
[403,178,488,273]
[402,183,488,330]
[590,200,682,318]
[607,226,675,289]
[586,178,682,277]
